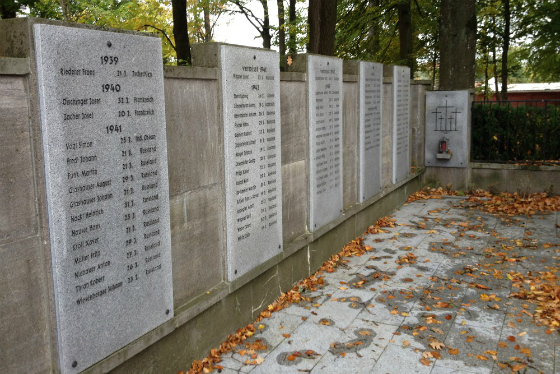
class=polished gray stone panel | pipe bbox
[220,45,283,281]
[308,55,343,231]
[392,66,410,184]
[359,61,383,202]
[34,24,173,374]
[425,90,469,168]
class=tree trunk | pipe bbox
[368,0,381,54]
[203,1,211,42]
[501,0,510,100]
[307,0,337,55]
[288,0,297,55]
[484,49,489,101]
[277,0,286,70]
[172,0,191,65]
[439,0,476,90]
[492,30,500,100]
[0,5,17,18]
[432,49,438,88]
[397,0,414,77]
[261,0,271,49]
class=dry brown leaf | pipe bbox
[429,341,445,350]
[420,358,431,366]
[520,347,531,356]
[448,348,460,355]
[422,351,433,359]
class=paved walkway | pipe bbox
[213,196,560,374]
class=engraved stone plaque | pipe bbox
[358,61,383,202]
[308,55,343,230]
[220,45,283,281]
[34,24,173,374]
[392,66,410,184]
[425,90,469,168]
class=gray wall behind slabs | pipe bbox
[0,18,429,374]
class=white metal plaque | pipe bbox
[308,55,343,230]
[425,90,469,168]
[220,45,283,281]
[358,61,383,202]
[34,24,173,374]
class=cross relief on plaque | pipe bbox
[424,90,470,168]
[432,99,462,132]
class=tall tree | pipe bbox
[519,0,560,81]
[308,0,337,55]
[277,0,286,69]
[0,0,37,18]
[368,0,381,54]
[500,0,510,99]
[397,0,413,77]
[172,0,192,65]
[187,0,227,43]
[29,0,177,63]
[288,0,297,55]
[203,1,212,42]
[439,0,476,90]
[229,0,272,49]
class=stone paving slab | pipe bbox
[209,197,559,374]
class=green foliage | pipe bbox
[187,0,227,43]
[472,102,560,162]
[522,0,560,81]
[29,0,176,63]
[270,0,307,53]
[0,0,38,18]
[334,0,399,63]
[334,0,440,79]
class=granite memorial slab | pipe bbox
[34,24,173,374]
[424,90,469,168]
[392,66,411,184]
[307,55,343,230]
[220,45,283,281]
[358,61,383,202]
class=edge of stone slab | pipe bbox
[79,282,229,374]
[0,57,30,75]
[164,65,218,80]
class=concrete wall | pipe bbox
[0,18,428,374]
[424,163,560,194]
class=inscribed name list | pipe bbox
[392,66,410,184]
[220,45,283,281]
[34,24,173,374]
[359,61,383,202]
[308,55,343,230]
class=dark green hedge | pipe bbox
[471,102,560,162]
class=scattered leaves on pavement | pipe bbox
[184,189,560,373]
